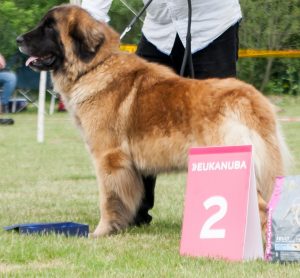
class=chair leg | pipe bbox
[49,91,57,115]
[11,91,17,113]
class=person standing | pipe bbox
[81,0,242,225]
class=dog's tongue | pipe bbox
[25,56,39,67]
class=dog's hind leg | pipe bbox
[91,148,144,237]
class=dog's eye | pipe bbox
[44,18,54,30]
[45,23,53,30]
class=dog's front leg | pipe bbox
[91,148,144,237]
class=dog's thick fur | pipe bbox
[17,5,291,237]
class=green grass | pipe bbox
[0,96,300,277]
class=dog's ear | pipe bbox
[69,19,104,62]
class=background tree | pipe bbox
[0,0,65,71]
[0,1,64,57]
[238,0,300,94]
[109,0,143,44]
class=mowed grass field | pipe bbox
[0,96,300,277]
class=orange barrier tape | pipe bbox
[120,44,300,58]
[120,44,137,53]
[239,49,300,58]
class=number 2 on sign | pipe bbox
[200,196,228,239]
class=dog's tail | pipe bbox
[219,91,292,201]
[253,115,293,201]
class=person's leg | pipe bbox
[171,23,239,79]
[136,34,173,66]
[191,23,239,79]
[134,34,172,225]
[0,71,17,112]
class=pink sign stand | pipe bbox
[180,145,263,261]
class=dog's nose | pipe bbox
[16,35,24,45]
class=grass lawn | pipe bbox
[0,96,300,277]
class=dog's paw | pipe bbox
[89,232,105,239]
[90,221,115,238]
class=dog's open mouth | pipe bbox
[25,55,56,67]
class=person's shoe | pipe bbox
[0,118,14,125]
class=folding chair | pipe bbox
[14,65,40,112]
[14,65,56,114]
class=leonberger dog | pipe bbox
[17,4,290,237]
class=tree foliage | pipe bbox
[0,0,299,94]
[109,0,143,44]
[238,0,300,94]
[0,1,64,58]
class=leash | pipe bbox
[180,0,194,78]
[120,0,153,40]
[120,0,194,77]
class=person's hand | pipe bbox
[0,54,6,69]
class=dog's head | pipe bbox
[17,4,119,74]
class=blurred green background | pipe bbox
[0,0,299,95]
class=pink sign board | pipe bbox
[180,145,263,261]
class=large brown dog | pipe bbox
[17,4,290,237]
